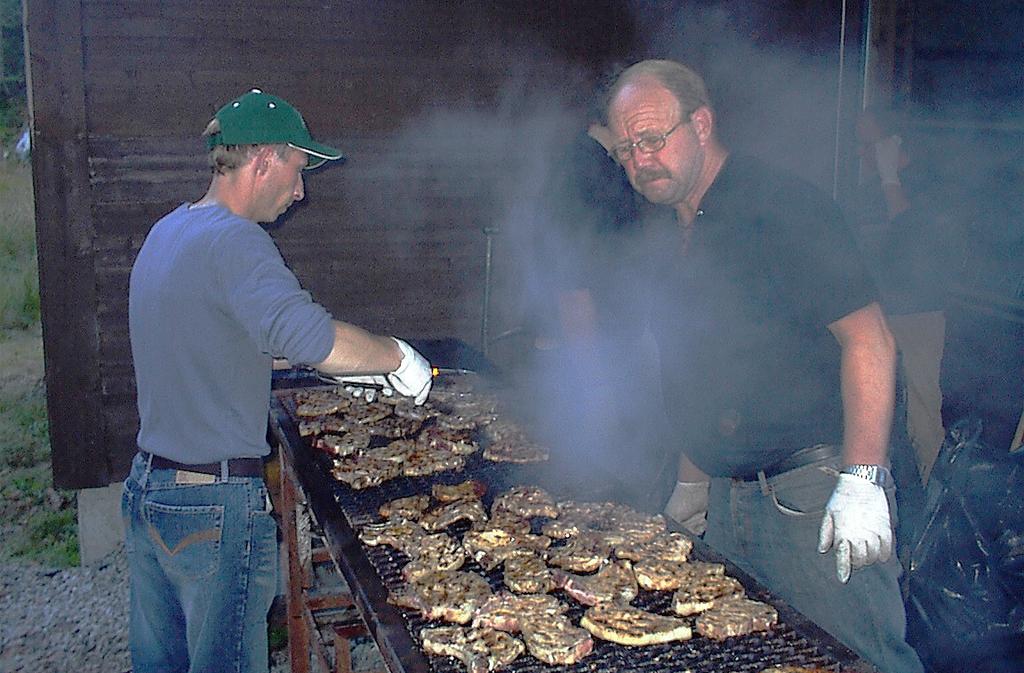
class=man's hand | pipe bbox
[872,135,902,186]
[817,474,893,583]
[664,480,709,536]
[387,338,432,405]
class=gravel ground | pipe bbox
[0,547,132,673]
[0,545,294,673]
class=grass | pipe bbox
[0,161,39,329]
[0,160,77,567]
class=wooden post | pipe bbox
[279,447,312,673]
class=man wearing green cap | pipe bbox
[123,89,433,673]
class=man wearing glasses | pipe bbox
[604,60,922,673]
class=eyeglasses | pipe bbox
[610,120,685,163]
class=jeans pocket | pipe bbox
[121,487,135,553]
[143,501,224,580]
[768,467,834,518]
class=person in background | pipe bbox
[532,74,673,512]
[850,105,952,485]
[124,89,432,673]
[605,60,922,673]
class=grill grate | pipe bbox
[275,378,866,673]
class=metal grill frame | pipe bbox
[269,374,874,673]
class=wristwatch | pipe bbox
[841,464,891,488]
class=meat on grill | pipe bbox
[615,531,693,563]
[502,550,555,594]
[401,533,466,581]
[552,559,638,606]
[432,479,488,503]
[420,499,489,532]
[634,559,725,592]
[520,615,594,665]
[694,595,778,640]
[471,592,567,632]
[546,532,613,573]
[405,569,493,624]
[463,528,551,571]
[379,494,432,520]
[580,602,693,646]
[672,574,745,616]
[491,485,559,519]
[421,625,525,673]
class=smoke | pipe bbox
[330,1,1022,512]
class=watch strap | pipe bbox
[840,464,891,488]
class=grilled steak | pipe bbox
[482,440,550,464]
[407,570,493,624]
[634,560,725,592]
[315,431,365,457]
[421,626,525,673]
[472,591,567,632]
[359,518,427,553]
[695,595,778,640]
[402,445,467,477]
[463,528,550,571]
[348,400,393,425]
[547,501,665,546]
[552,559,638,606]
[367,414,423,439]
[580,602,693,646]
[615,531,693,563]
[547,532,613,573]
[492,485,559,519]
[485,511,532,536]
[671,573,745,616]
[520,615,594,665]
[379,494,431,520]
[330,454,401,489]
[363,438,416,463]
[420,499,489,532]
[402,533,466,581]
[419,425,479,455]
[433,479,488,503]
[502,550,555,594]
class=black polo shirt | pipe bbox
[649,155,879,477]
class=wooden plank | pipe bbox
[26,0,114,489]
[82,68,501,136]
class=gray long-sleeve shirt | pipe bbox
[129,203,334,463]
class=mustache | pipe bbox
[635,168,671,185]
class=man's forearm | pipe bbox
[314,321,403,375]
[830,303,897,466]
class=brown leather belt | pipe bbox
[734,443,841,482]
[145,452,264,478]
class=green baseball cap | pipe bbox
[205,88,344,169]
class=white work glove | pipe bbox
[336,375,392,403]
[873,134,902,186]
[664,480,709,536]
[387,338,432,405]
[817,473,893,583]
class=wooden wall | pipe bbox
[27,0,879,489]
[27,0,637,488]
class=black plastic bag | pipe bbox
[905,417,1024,672]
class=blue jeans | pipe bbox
[705,454,924,673]
[122,452,278,673]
